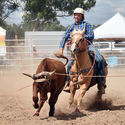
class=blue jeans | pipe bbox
[88,45,105,83]
[67,59,74,82]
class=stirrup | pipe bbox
[63,84,80,93]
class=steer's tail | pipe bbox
[54,53,68,66]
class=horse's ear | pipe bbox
[70,31,74,37]
[70,32,73,37]
[74,28,76,31]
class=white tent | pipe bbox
[0,26,6,36]
[94,13,125,40]
[0,26,6,45]
[0,26,6,56]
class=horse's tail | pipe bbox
[54,53,68,66]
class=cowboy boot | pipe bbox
[63,82,80,93]
[63,82,70,93]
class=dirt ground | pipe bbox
[0,67,125,125]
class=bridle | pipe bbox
[70,32,91,76]
[71,33,87,54]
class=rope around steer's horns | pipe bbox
[22,70,56,83]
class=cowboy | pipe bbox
[57,8,106,93]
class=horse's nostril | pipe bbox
[73,48,78,54]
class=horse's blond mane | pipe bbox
[71,28,85,36]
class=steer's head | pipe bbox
[23,70,56,83]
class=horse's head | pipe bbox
[70,28,87,55]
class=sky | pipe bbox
[6,0,125,27]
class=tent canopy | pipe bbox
[0,27,6,35]
[94,13,125,40]
[0,27,6,46]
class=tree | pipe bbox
[6,23,24,39]
[24,0,96,30]
[0,0,20,27]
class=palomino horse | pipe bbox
[68,28,108,112]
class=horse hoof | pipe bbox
[33,103,39,109]
[33,112,39,116]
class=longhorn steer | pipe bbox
[23,57,67,116]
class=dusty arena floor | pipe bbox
[0,67,125,125]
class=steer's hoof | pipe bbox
[33,112,39,116]
[33,103,39,109]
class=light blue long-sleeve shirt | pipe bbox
[59,20,94,48]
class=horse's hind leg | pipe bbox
[97,84,105,94]
[97,75,107,95]
[97,66,108,95]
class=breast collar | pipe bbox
[70,67,91,75]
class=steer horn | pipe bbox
[22,69,56,83]
[22,73,33,79]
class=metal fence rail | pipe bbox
[0,38,125,73]
[0,46,125,68]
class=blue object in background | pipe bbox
[107,56,118,67]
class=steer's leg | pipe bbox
[49,91,60,117]
[33,91,47,116]
[32,83,39,109]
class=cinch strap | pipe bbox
[70,67,91,75]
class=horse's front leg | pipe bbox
[69,81,77,108]
[75,83,88,113]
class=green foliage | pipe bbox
[5,20,66,39]
[24,0,96,30]
[6,24,24,39]
[0,0,20,26]
[0,0,96,38]
[93,24,101,29]
[40,20,66,31]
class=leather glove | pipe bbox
[54,48,63,58]
[58,48,63,55]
